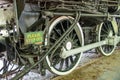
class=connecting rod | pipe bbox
[61,39,108,58]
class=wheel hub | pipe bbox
[108,30,113,37]
[65,41,72,50]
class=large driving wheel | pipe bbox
[98,21,116,56]
[45,16,84,75]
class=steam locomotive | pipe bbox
[0,0,120,79]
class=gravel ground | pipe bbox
[21,49,100,80]
[52,50,120,80]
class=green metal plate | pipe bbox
[24,31,43,45]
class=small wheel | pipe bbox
[45,16,84,75]
[98,21,116,56]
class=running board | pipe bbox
[61,39,108,58]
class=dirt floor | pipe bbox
[52,49,120,80]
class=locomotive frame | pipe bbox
[0,0,120,79]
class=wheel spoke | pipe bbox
[72,33,77,40]
[70,56,74,63]
[106,22,112,32]
[60,22,65,32]
[67,20,70,29]
[65,58,69,68]
[74,39,79,43]
[59,59,64,70]
[53,27,62,36]
[53,58,62,66]
[105,45,108,52]
[100,35,107,38]
[50,37,57,41]
[103,23,109,32]
[72,45,77,48]
[106,22,111,31]
[100,35,107,37]
[69,31,74,38]
[101,28,109,34]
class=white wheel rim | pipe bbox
[98,22,116,56]
[45,16,84,75]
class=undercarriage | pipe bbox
[0,0,120,79]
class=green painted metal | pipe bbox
[13,0,25,19]
[28,58,35,65]
[45,16,84,75]
[44,11,120,17]
[13,0,21,42]
[97,20,116,56]
[24,31,43,45]
[12,12,80,80]
[4,0,120,79]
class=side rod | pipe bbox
[61,39,108,58]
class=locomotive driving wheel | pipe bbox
[45,16,84,75]
[98,21,116,56]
